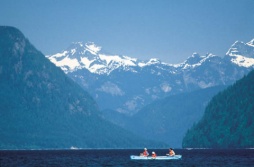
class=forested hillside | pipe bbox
[182,70,254,148]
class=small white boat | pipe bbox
[130,155,182,160]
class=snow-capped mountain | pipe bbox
[226,39,254,67]
[47,38,254,115]
[47,42,164,75]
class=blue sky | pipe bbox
[1,0,254,63]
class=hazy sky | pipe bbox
[1,0,254,63]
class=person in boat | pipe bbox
[152,151,157,158]
[168,148,175,156]
[140,148,149,156]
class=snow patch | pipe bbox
[247,39,254,47]
[80,57,94,68]
[160,83,172,93]
[48,56,80,72]
[138,62,147,67]
[124,96,144,112]
[99,54,136,66]
[89,64,107,73]
[198,81,214,89]
[97,82,124,96]
[85,42,101,55]
[47,51,68,58]
[230,55,254,67]
[71,49,76,55]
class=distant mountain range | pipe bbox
[124,85,227,147]
[0,26,165,149]
[46,38,254,148]
[47,38,254,115]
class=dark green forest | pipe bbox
[0,26,165,149]
[182,70,254,148]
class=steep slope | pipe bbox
[47,39,254,115]
[0,26,165,149]
[182,70,254,148]
[123,86,226,148]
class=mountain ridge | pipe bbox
[48,38,254,74]
[47,38,254,115]
[115,85,227,148]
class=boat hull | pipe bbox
[130,155,182,160]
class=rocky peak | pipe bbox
[226,39,254,58]
[247,38,254,47]
[183,52,205,65]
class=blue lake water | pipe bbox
[1,149,254,166]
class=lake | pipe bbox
[1,149,254,166]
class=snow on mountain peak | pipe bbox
[47,38,254,75]
[47,41,144,74]
[192,52,201,57]
[98,54,137,67]
[247,38,254,47]
[147,58,161,64]
[137,58,162,67]
[180,52,216,70]
[230,55,254,67]
[73,41,84,47]
[226,40,254,57]
[184,52,204,64]
[47,51,81,72]
[226,39,254,67]
[85,42,101,55]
